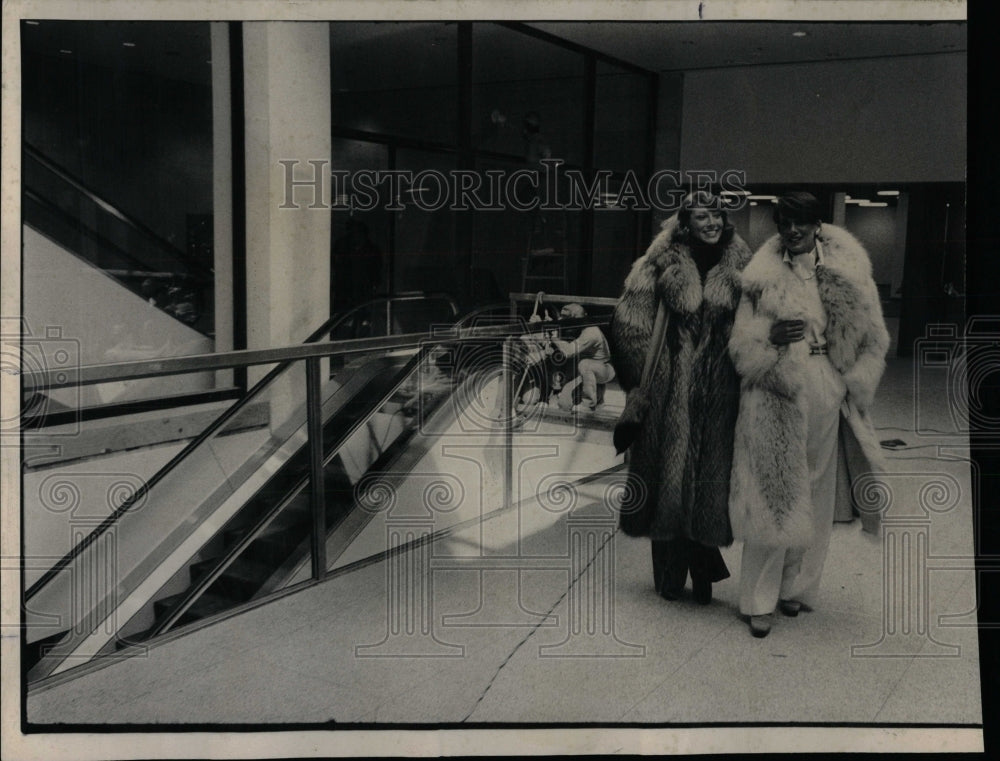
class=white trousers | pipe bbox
[738,355,846,616]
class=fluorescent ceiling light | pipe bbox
[845,199,866,204]
[860,201,888,207]
[877,190,900,196]
[747,195,777,201]
[792,31,808,37]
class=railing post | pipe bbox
[306,356,327,579]
[502,336,514,509]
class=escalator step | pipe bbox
[191,556,274,599]
[223,494,309,548]
[154,591,238,625]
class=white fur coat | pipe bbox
[728,224,890,548]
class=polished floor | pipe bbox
[23,354,984,750]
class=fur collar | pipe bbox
[741,224,874,294]
[740,223,880,374]
[645,215,754,315]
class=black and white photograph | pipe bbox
[2,0,993,757]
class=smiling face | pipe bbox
[688,208,725,245]
[776,215,821,255]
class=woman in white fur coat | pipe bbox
[728,192,888,638]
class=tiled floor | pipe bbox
[24,356,984,749]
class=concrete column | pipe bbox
[210,23,233,389]
[243,23,331,381]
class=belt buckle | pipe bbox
[809,344,828,356]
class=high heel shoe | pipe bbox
[749,613,773,638]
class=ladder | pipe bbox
[521,209,568,293]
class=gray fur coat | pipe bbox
[728,224,890,548]
[611,217,753,545]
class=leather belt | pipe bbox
[809,344,828,356]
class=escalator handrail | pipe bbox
[23,142,214,280]
[23,189,199,284]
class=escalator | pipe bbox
[22,143,215,337]
[23,321,516,681]
[127,351,422,641]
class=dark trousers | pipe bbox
[651,537,730,595]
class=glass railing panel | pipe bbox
[324,334,510,572]
[24,358,298,667]
[108,349,420,643]
[323,320,622,576]
[26,347,425,672]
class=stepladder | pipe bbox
[521,208,568,293]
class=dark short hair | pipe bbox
[773,192,822,225]
[673,191,735,246]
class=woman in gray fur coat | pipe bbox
[728,192,888,637]
[611,192,753,605]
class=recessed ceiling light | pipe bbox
[123,42,136,47]
[793,31,808,38]
[59,49,72,54]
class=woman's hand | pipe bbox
[770,319,805,346]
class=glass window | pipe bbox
[331,22,458,145]
[594,62,650,173]
[21,20,220,415]
[472,24,585,166]
[393,149,460,298]
[330,138,390,312]
[592,176,642,297]
[471,157,581,302]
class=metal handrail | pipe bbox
[23,316,609,391]
[508,292,620,308]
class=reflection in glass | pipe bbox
[330,22,458,144]
[472,23,585,165]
